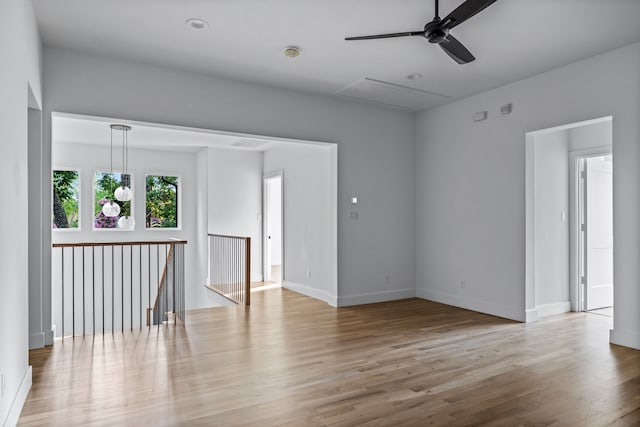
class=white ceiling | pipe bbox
[34,0,640,111]
[52,113,287,152]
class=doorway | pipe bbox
[263,172,283,285]
[578,154,613,316]
[525,116,613,321]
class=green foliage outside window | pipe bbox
[94,172,131,229]
[52,170,79,229]
[146,175,179,228]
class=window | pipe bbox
[145,175,179,229]
[94,172,133,229]
[52,169,80,229]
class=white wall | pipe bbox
[207,147,263,281]
[28,107,44,350]
[569,120,612,152]
[42,47,417,310]
[533,130,569,309]
[416,42,640,349]
[195,148,234,308]
[264,143,335,302]
[0,0,42,424]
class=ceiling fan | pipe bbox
[345,0,497,64]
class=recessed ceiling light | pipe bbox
[284,46,301,58]
[406,73,422,80]
[185,18,209,30]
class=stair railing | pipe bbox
[207,234,251,305]
[52,239,187,339]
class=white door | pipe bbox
[585,156,613,310]
[263,173,283,284]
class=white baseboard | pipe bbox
[30,327,56,348]
[203,286,236,307]
[525,308,539,323]
[45,327,55,346]
[3,366,32,427]
[416,288,524,322]
[610,328,640,350]
[252,273,263,282]
[336,289,416,307]
[28,333,44,350]
[282,281,335,306]
[536,301,571,318]
[283,282,416,308]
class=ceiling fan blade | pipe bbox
[345,31,424,41]
[440,0,498,30]
[439,35,475,64]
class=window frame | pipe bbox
[92,170,135,232]
[144,172,182,231]
[52,167,81,232]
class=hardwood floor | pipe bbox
[19,288,639,426]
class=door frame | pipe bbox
[525,115,612,322]
[263,170,284,284]
[572,150,613,312]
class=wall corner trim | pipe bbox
[525,308,539,323]
[4,366,32,427]
[535,301,571,318]
[28,333,45,350]
[336,289,416,307]
[282,281,334,306]
[416,288,525,322]
[44,327,56,346]
[282,282,415,308]
[610,328,640,350]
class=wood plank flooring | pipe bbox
[19,288,640,426]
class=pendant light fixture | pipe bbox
[111,124,135,229]
[113,124,133,202]
[101,124,123,217]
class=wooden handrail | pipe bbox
[208,233,249,240]
[53,239,187,248]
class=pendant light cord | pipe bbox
[122,127,126,180]
[125,127,129,176]
[110,126,114,200]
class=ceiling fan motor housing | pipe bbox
[426,28,449,44]
[424,19,449,44]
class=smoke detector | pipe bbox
[284,46,301,58]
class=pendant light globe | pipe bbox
[117,215,135,229]
[114,185,133,201]
[102,200,121,217]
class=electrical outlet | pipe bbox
[306,270,311,278]
[461,280,466,289]
[385,274,390,284]
[1,373,5,399]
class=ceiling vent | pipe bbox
[335,78,450,111]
